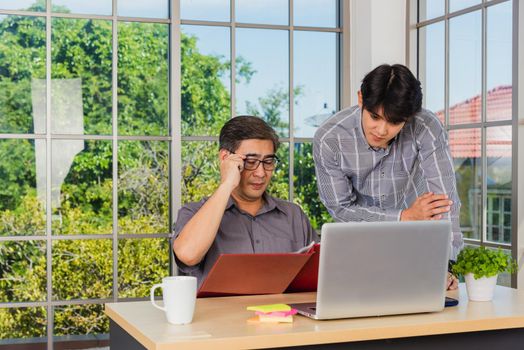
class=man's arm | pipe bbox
[173,151,244,266]
[400,192,453,221]
[312,136,402,222]
[415,117,464,259]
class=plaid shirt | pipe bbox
[313,105,463,260]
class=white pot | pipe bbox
[464,273,498,301]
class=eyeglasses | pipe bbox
[230,152,279,171]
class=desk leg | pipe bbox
[110,320,146,350]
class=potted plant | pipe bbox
[452,246,518,301]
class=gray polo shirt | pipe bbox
[173,193,318,287]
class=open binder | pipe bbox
[197,244,320,298]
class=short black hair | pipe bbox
[219,115,279,153]
[360,64,422,124]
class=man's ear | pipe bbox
[357,90,363,108]
[219,149,229,160]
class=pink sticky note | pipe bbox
[255,309,298,317]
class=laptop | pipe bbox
[290,220,451,320]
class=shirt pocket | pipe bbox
[393,156,417,177]
[258,221,300,252]
[265,234,297,252]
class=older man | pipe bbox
[173,116,317,287]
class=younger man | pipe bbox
[313,64,462,288]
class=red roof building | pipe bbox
[435,85,512,158]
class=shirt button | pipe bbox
[252,217,256,221]
[381,172,385,177]
[256,240,260,244]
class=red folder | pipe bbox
[197,244,320,298]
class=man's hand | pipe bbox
[175,151,246,267]
[220,152,245,190]
[400,192,452,221]
[446,272,459,290]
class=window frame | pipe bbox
[0,0,349,348]
[411,0,518,288]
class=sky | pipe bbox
[182,0,338,137]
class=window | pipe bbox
[0,0,170,348]
[417,0,514,286]
[0,0,343,348]
[179,0,340,225]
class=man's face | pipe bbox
[232,139,276,202]
[358,90,406,149]
[360,106,405,149]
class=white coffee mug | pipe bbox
[150,276,197,325]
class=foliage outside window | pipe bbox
[0,0,338,345]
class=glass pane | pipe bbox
[182,141,220,204]
[486,126,511,244]
[118,141,169,234]
[0,139,46,236]
[118,238,169,298]
[118,0,168,19]
[52,239,113,300]
[181,25,230,136]
[504,228,510,242]
[493,197,500,210]
[294,143,332,230]
[294,0,337,28]
[294,31,337,138]
[51,18,112,135]
[487,1,512,122]
[267,142,289,200]
[0,0,43,11]
[52,0,111,15]
[418,22,445,123]
[118,22,168,136]
[0,241,46,302]
[449,128,481,240]
[449,0,480,13]
[449,11,481,125]
[504,198,511,212]
[236,28,289,137]
[493,248,512,287]
[236,0,288,25]
[181,0,229,21]
[51,140,113,235]
[0,307,46,344]
[418,0,445,21]
[54,304,109,341]
[0,16,46,134]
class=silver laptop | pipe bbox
[290,220,451,320]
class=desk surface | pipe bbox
[105,285,524,350]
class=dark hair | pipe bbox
[360,64,422,124]
[219,115,279,153]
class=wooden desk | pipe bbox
[105,285,524,350]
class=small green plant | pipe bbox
[452,246,518,279]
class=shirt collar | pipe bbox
[225,192,287,216]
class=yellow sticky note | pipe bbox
[246,304,291,313]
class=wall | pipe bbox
[348,0,407,106]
